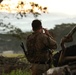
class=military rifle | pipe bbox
[20,42,28,56]
[66,26,76,39]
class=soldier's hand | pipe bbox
[43,28,53,38]
[61,35,73,43]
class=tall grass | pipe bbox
[2,69,31,75]
[1,53,31,75]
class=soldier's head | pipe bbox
[31,19,42,31]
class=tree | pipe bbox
[49,23,76,50]
[0,0,3,3]
[15,1,47,18]
[0,22,22,34]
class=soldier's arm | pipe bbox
[42,32,57,50]
[43,28,57,49]
[48,37,57,49]
[61,26,76,43]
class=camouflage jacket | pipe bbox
[26,32,57,63]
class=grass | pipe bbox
[2,69,31,75]
[1,51,58,75]
[2,53,24,57]
[1,53,31,75]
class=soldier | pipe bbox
[58,26,76,66]
[26,19,57,75]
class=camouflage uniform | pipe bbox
[26,32,57,75]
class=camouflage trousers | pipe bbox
[30,63,50,75]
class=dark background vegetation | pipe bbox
[0,23,76,53]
